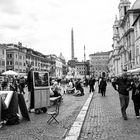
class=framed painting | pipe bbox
[0,91,13,108]
[33,71,49,89]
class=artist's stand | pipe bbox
[0,91,30,127]
[34,87,50,114]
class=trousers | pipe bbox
[119,94,129,118]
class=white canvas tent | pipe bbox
[2,70,18,76]
[127,68,140,74]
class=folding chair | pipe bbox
[47,97,60,124]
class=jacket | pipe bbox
[100,78,107,90]
[131,82,140,101]
[112,77,131,96]
[27,69,34,92]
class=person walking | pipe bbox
[98,77,102,93]
[19,77,25,94]
[89,77,96,93]
[100,77,107,96]
[27,65,34,112]
[131,76,140,119]
[112,70,131,120]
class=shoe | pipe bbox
[136,116,140,119]
[28,108,35,113]
[123,116,128,120]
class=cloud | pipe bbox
[0,24,21,30]
[48,0,61,8]
[0,0,136,62]
[0,12,23,31]
[0,0,20,14]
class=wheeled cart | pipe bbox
[33,71,50,114]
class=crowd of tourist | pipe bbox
[0,74,104,99]
[0,76,26,94]
[1,67,140,126]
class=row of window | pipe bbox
[135,18,140,39]
[90,61,107,64]
[7,53,44,61]
[15,69,26,72]
[76,67,85,70]
[91,67,107,71]
[0,49,5,56]
[7,53,25,60]
[0,60,5,66]
[79,71,86,74]
[7,61,26,66]
[91,57,108,60]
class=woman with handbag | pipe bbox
[131,76,140,119]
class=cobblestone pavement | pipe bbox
[0,87,90,140]
[79,83,140,140]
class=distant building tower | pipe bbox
[84,45,86,62]
[71,28,74,60]
[68,28,77,68]
[118,0,131,20]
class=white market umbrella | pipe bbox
[2,70,18,76]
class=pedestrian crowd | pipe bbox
[0,75,26,94]
[3,67,139,124]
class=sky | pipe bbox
[0,0,136,61]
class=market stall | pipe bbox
[127,67,140,75]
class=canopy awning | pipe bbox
[127,68,140,74]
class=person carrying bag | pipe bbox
[131,76,140,119]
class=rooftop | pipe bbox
[89,51,111,56]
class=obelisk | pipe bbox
[71,28,74,60]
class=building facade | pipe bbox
[75,61,89,77]
[45,54,64,78]
[0,44,7,74]
[132,13,140,68]
[5,43,64,77]
[109,0,140,77]
[89,52,110,78]
[55,57,63,78]
[6,44,26,73]
[67,58,78,68]
[59,53,67,77]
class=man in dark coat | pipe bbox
[131,77,140,118]
[19,77,25,94]
[112,71,131,120]
[100,77,107,96]
[89,77,96,93]
[27,65,34,111]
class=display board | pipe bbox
[33,71,49,89]
[0,91,30,123]
[32,71,50,112]
[18,94,30,121]
[0,91,13,108]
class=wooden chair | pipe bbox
[47,97,60,124]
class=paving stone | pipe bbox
[0,87,90,140]
[79,83,140,140]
